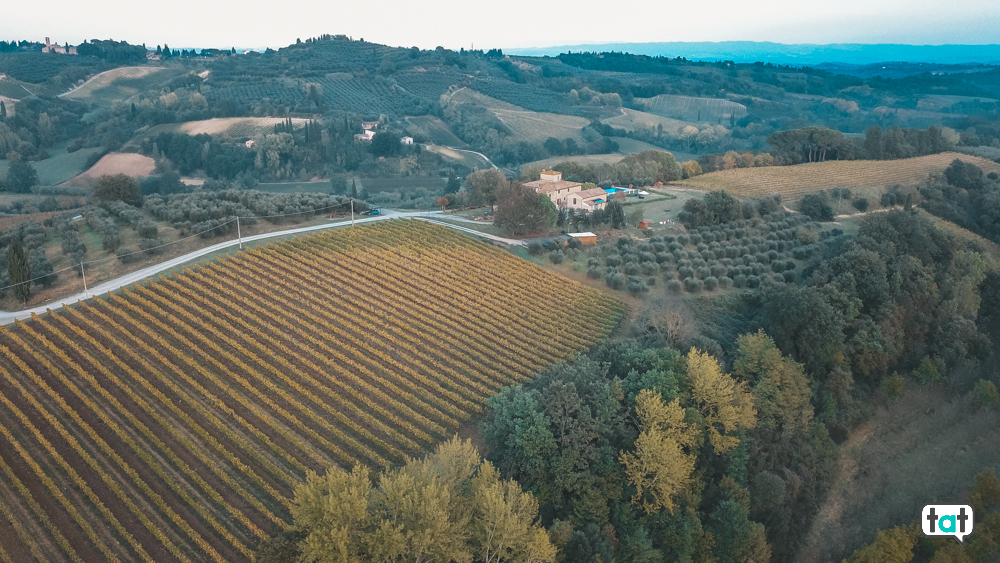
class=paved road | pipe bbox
[0,210,522,325]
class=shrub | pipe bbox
[116,247,135,264]
[718,276,732,289]
[605,272,626,290]
[684,278,703,293]
[771,273,785,283]
[640,261,657,276]
[567,237,582,250]
[733,274,747,288]
[676,235,689,246]
[800,193,833,221]
[587,266,602,279]
[628,276,649,297]
[137,219,159,239]
[852,198,869,212]
[746,275,761,288]
[782,271,796,283]
[139,237,164,254]
[549,250,565,264]
[973,380,999,410]
[647,276,657,286]
[667,279,682,293]
[677,267,694,280]
[883,372,905,399]
[527,242,544,255]
[704,276,719,291]
[624,262,640,276]
[605,255,622,267]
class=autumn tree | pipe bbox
[733,330,812,433]
[686,348,756,453]
[292,437,556,563]
[621,389,698,514]
[436,196,450,211]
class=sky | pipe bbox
[8,0,999,51]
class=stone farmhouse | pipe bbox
[523,170,607,212]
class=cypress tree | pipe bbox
[7,238,31,304]
[0,101,6,120]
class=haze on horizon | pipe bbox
[7,0,999,52]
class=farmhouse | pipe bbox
[523,170,583,206]
[42,37,77,55]
[361,121,380,130]
[400,136,414,145]
[354,129,376,142]
[563,187,608,212]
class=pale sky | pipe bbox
[9,0,999,51]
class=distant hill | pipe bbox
[509,42,1000,67]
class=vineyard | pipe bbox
[61,66,172,102]
[602,108,695,137]
[204,80,310,113]
[394,69,467,100]
[636,94,747,123]
[469,77,569,113]
[0,220,623,561]
[315,75,427,117]
[0,78,30,99]
[673,152,1000,201]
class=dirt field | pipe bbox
[180,117,309,138]
[602,108,696,137]
[672,152,1000,203]
[63,153,156,186]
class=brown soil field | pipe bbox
[64,153,156,186]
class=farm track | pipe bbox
[0,220,623,561]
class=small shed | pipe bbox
[568,232,597,245]
[638,220,650,230]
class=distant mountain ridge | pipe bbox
[508,41,1000,67]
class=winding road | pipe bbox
[0,210,522,325]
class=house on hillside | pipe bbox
[400,136,414,145]
[563,187,608,212]
[523,170,584,207]
[361,121,380,130]
[354,130,376,142]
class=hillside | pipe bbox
[60,66,184,105]
[64,153,156,186]
[672,152,1000,201]
[0,220,622,561]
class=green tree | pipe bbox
[974,379,999,410]
[0,122,17,158]
[28,248,56,287]
[704,190,741,224]
[494,182,557,236]
[883,372,905,399]
[465,169,508,208]
[94,173,141,205]
[621,389,698,515]
[6,238,31,303]
[687,348,757,453]
[607,199,626,229]
[4,153,39,193]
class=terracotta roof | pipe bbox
[524,179,583,194]
[576,188,607,200]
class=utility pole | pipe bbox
[80,262,89,298]
[351,199,355,227]
[236,216,243,249]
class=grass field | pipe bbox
[0,220,622,561]
[61,66,183,105]
[672,152,1000,202]
[602,108,696,136]
[256,181,334,194]
[524,141,678,171]
[180,117,309,138]
[636,94,747,123]
[354,176,447,193]
[405,115,468,148]
[445,87,589,144]
[0,79,30,99]
[64,153,156,186]
[0,146,102,186]
[799,385,1000,562]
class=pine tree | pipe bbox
[7,238,31,304]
